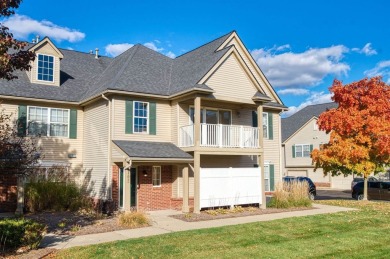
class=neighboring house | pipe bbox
[281,102,354,189]
[0,31,286,213]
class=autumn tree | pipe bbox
[312,76,390,200]
[0,0,35,80]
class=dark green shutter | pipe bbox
[270,164,275,191]
[268,112,273,140]
[69,109,77,139]
[125,100,133,134]
[310,144,314,152]
[292,145,296,158]
[252,111,258,127]
[17,105,27,137]
[149,102,156,135]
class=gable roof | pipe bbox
[0,31,278,104]
[282,102,338,143]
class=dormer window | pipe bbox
[37,54,54,82]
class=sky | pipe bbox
[3,0,390,117]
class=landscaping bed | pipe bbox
[171,205,314,222]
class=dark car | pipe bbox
[352,181,390,200]
[351,176,378,191]
[282,176,317,200]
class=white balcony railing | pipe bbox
[179,124,259,148]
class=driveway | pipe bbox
[316,189,353,200]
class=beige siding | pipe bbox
[83,99,109,199]
[174,166,195,198]
[0,100,84,178]
[224,37,277,101]
[263,110,282,184]
[112,96,172,142]
[205,53,258,103]
[284,119,329,167]
[171,101,179,145]
[30,42,61,87]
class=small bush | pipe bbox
[268,181,312,208]
[118,212,149,228]
[25,181,92,212]
[0,218,46,251]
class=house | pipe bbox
[281,102,354,189]
[0,31,287,213]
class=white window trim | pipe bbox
[27,106,70,138]
[188,106,232,125]
[264,163,270,192]
[152,166,161,187]
[262,112,269,139]
[133,101,149,134]
[294,144,311,158]
[36,53,55,83]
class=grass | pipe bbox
[56,200,390,258]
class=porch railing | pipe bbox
[179,124,259,148]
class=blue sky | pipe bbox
[4,0,390,116]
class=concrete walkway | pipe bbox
[40,203,355,250]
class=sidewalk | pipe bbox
[40,203,355,250]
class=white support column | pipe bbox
[257,105,266,209]
[193,152,201,213]
[182,166,190,213]
[194,97,201,147]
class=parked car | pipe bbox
[282,176,317,200]
[352,181,390,200]
[351,176,378,191]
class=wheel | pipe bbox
[309,193,315,201]
[357,194,364,200]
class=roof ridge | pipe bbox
[175,31,234,59]
[59,48,112,59]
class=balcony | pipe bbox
[179,124,259,148]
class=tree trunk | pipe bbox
[363,175,368,201]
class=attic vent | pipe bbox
[32,35,40,43]
[89,50,93,54]
[95,48,99,59]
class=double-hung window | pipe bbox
[262,113,268,138]
[134,101,148,133]
[152,166,161,187]
[294,144,311,158]
[37,54,54,82]
[28,106,69,137]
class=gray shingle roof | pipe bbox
[282,102,338,142]
[113,140,193,160]
[0,32,236,103]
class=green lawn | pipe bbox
[56,200,390,258]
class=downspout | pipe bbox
[102,94,112,200]
[279,112,283,181]
[123,159,132,211]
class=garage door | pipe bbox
[200,168,262,209]
[287,170,307,177]
[331,174,354,189]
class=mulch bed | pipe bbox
[171,206,315,222]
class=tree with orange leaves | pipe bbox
[312,76,390,200]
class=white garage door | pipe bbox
[287,170,307,177]
[331,174,354,189]
[200,168,262,209]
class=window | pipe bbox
[264,164,270,191]
[37,54,54,82]
[152,166,161,187]
[189,107,232,125]
[134,101,148,133]
[28,106,69,137]
[262,113,268,138]
[294,144,311,158]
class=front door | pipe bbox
[130,168,137,207]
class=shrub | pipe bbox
[118,212,149,228]
[25,181,91,212]
[268,181,312,208]
[0,218,46,251]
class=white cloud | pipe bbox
[277,88,310,95]
[144,42,163,52]
[251,45,350,88]
[105,43,134,57]
[165,51,176,58]
[3,14,85,42]
[364,60,390,82]
[282,91,332,117]
[352,43,377,56]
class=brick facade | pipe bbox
[112,165,119,204]
[0,175,17,212]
